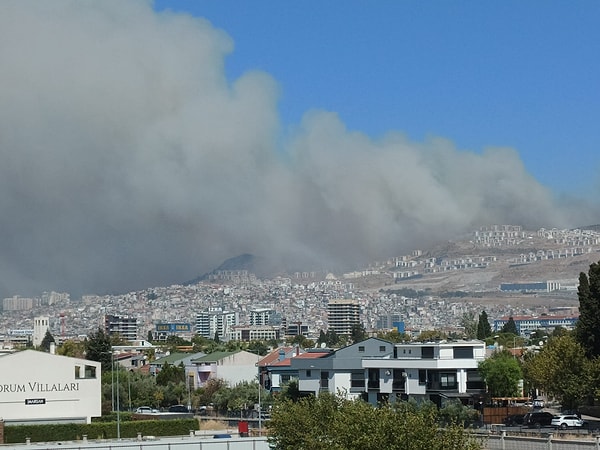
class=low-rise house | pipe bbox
[190,350,261,388]
[258,346,304,392]
[292,339,487,407]
[292,338,395,399]
[362,340,486,406]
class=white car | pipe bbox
[135,406,158,414]
[551,415,587,429]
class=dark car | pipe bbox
[503,414,525,426]
[524,411,554,428]
[168,404,189,413]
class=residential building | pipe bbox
[327,299,360,336]
[195,309,238,340]
[291,339,486,407]
[292,338,394,400]
[104,314,138,342]
[258,346,304,392]
[361,340,486,406]
[249,308,275,326]
[190,350,261,388]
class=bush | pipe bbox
[4,418,199,443]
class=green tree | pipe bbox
[156,362,185,386]
[85,327,113,372]
[417,329,447,342]
[247,340,269,356]
[376,329,410,343]
[477,311,492,340]
[268,393,483,450]
[478,349,522,397]
[57,339,85,358]
[460,312,478,339]
[523,334,590,409]
[350,323,367,344]
[40,329,56,352]
[501,317,519,335]
[575,263,600,358]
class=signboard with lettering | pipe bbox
[155,323,191,333]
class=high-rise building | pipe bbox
[249,308,275,326]
[195,308,238,340]
[104,314,138,342]
[327,299,360,336]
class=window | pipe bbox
[440,373,457,389]
[422,347,434,359]
[368,368,379,389]
[379,345,386,352]
[466,369,485,390]
[418,369,427,385]
[84,365,97,379]
[306,370,311,377]
[358,346,365,352]
[392,369,405,390]
[320,371,329,389]
[350,371,364,389]
[453,346,473,359]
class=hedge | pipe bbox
[5,418,199,444]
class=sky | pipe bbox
[0,1,599,299]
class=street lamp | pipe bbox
[102,349,120,440]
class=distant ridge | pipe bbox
[185,253,273,284]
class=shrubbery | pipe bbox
[5,418,198,444]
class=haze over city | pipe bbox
[1,1,599,299]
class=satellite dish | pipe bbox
[321,342,326,348]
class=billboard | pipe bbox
[155,323,192,333]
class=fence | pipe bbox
[1,435,270,450]
[484,431,600,450]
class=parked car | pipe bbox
[503,414,525,426]
[168,404,190,413]
[523,411,554,428]
[135,406,157,414]
[551,414,587,429]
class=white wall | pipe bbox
[0,350,101,424]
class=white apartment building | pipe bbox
[195,309,238,340]
[327,299,360,336]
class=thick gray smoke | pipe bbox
[0,1,591,298]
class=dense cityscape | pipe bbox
[0,225,594,347]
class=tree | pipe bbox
[575,263,600,358]
[501,317,518,335]
[40,329,55,352]
[85,327,113,372]
[416,330,447,342]
[350,323,367,344]
[478,349,522,397]
[268,393,483,450]
[476,311,492,340]
[460,312,478,339]
[523,334,590,409]
[156,362,185,386]
[376,329,410,343]
[57,339,85,358]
